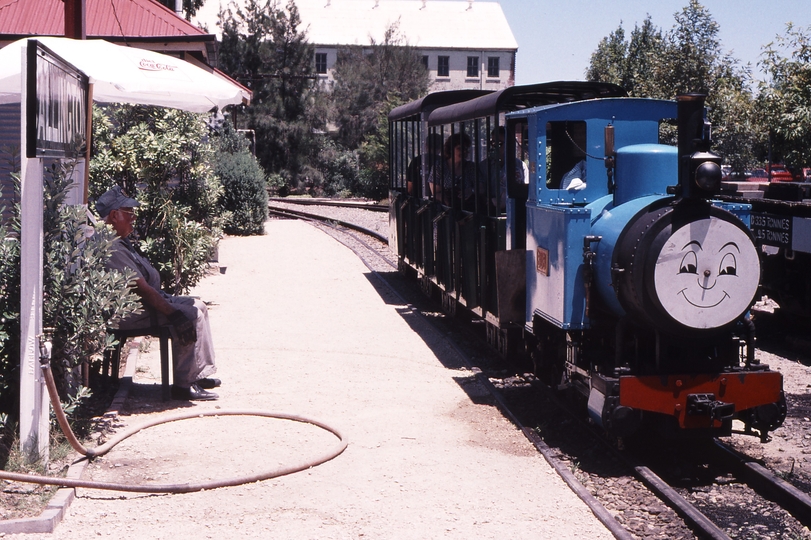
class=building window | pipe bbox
[422,56,429,70]
[487,57,500,78]
[467,56,479,78]
[437,56,449,77]
[315,53,327,74]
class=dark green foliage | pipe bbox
[0,163,141,417]
[90,104,223,295]
[331,22,429,151]
[330,24,427,198]
[586,1,759,169]
[218,0,323,188]
[42,163,141,400]
[0,181,21,417]
[215,124,268,235]
[355,99,399,200]
[757,23,811,169]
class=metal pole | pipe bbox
[19,43,49,464]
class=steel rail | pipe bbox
[714,438,811,528]
[268,204,388,244]
[268,197,389,212]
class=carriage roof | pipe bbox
[425,81,626,126]
[388,90,492,123]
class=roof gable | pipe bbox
[194,0,518,51]
[0,0,206,37]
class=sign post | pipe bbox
[18,40,88,463]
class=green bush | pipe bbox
[0,163,141,418]
[42,162,141,400]
[215,124,268,235]
[0,183,21,417]
[90,105,223,295]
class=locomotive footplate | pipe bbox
[618,372,784,429]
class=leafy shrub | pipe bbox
[215,124,268,235]
[42,162,141,400]
[0,162,141,417]
[90,105,223,295]
[0,184,21,417]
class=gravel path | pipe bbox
[4,218,614,539]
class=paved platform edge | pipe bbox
[0,342,140,534]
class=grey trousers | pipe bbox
[117,296,217,387]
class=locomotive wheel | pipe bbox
[530,320,565,388]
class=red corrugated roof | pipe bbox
[0,0,206,37]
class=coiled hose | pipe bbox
[0,357,348,493]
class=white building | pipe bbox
[193,0,518,92]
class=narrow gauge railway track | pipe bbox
[268,197,389,212]
[268,203,811,539]
[267,204,393,273]
[268,204,388,244]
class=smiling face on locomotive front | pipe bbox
[653,217,761,330]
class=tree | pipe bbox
[661,0,723,95]
[757,23,811,169]
[586,1,759,168]
[625,17,667,98]
[218,0,323,188]
[331,21,429,150]
[586,25,628,89]
[154,0,204,19]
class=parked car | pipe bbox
[801,167,811,182]
[766,164,794,182]
[747,168,769,182]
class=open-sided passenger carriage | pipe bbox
[389,82,626,355]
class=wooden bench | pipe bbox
[103,324,174,400]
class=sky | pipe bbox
[497,0,811,86]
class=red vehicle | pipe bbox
[766,164,794,182]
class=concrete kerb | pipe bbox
[0,340,140,535]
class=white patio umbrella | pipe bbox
[0,36,249,112]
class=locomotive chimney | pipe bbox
[676,94,722,199]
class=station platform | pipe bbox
[21,219,613,539]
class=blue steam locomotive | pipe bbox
[389,82,786,441]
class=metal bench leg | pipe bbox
[160,328,171,400]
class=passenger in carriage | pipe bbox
[407,132,443,198]
[427,132,477,209]
[479,127,525,213]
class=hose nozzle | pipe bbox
[38,327,54,365]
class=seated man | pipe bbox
[96,186,220,401]
[560,159,587,191]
